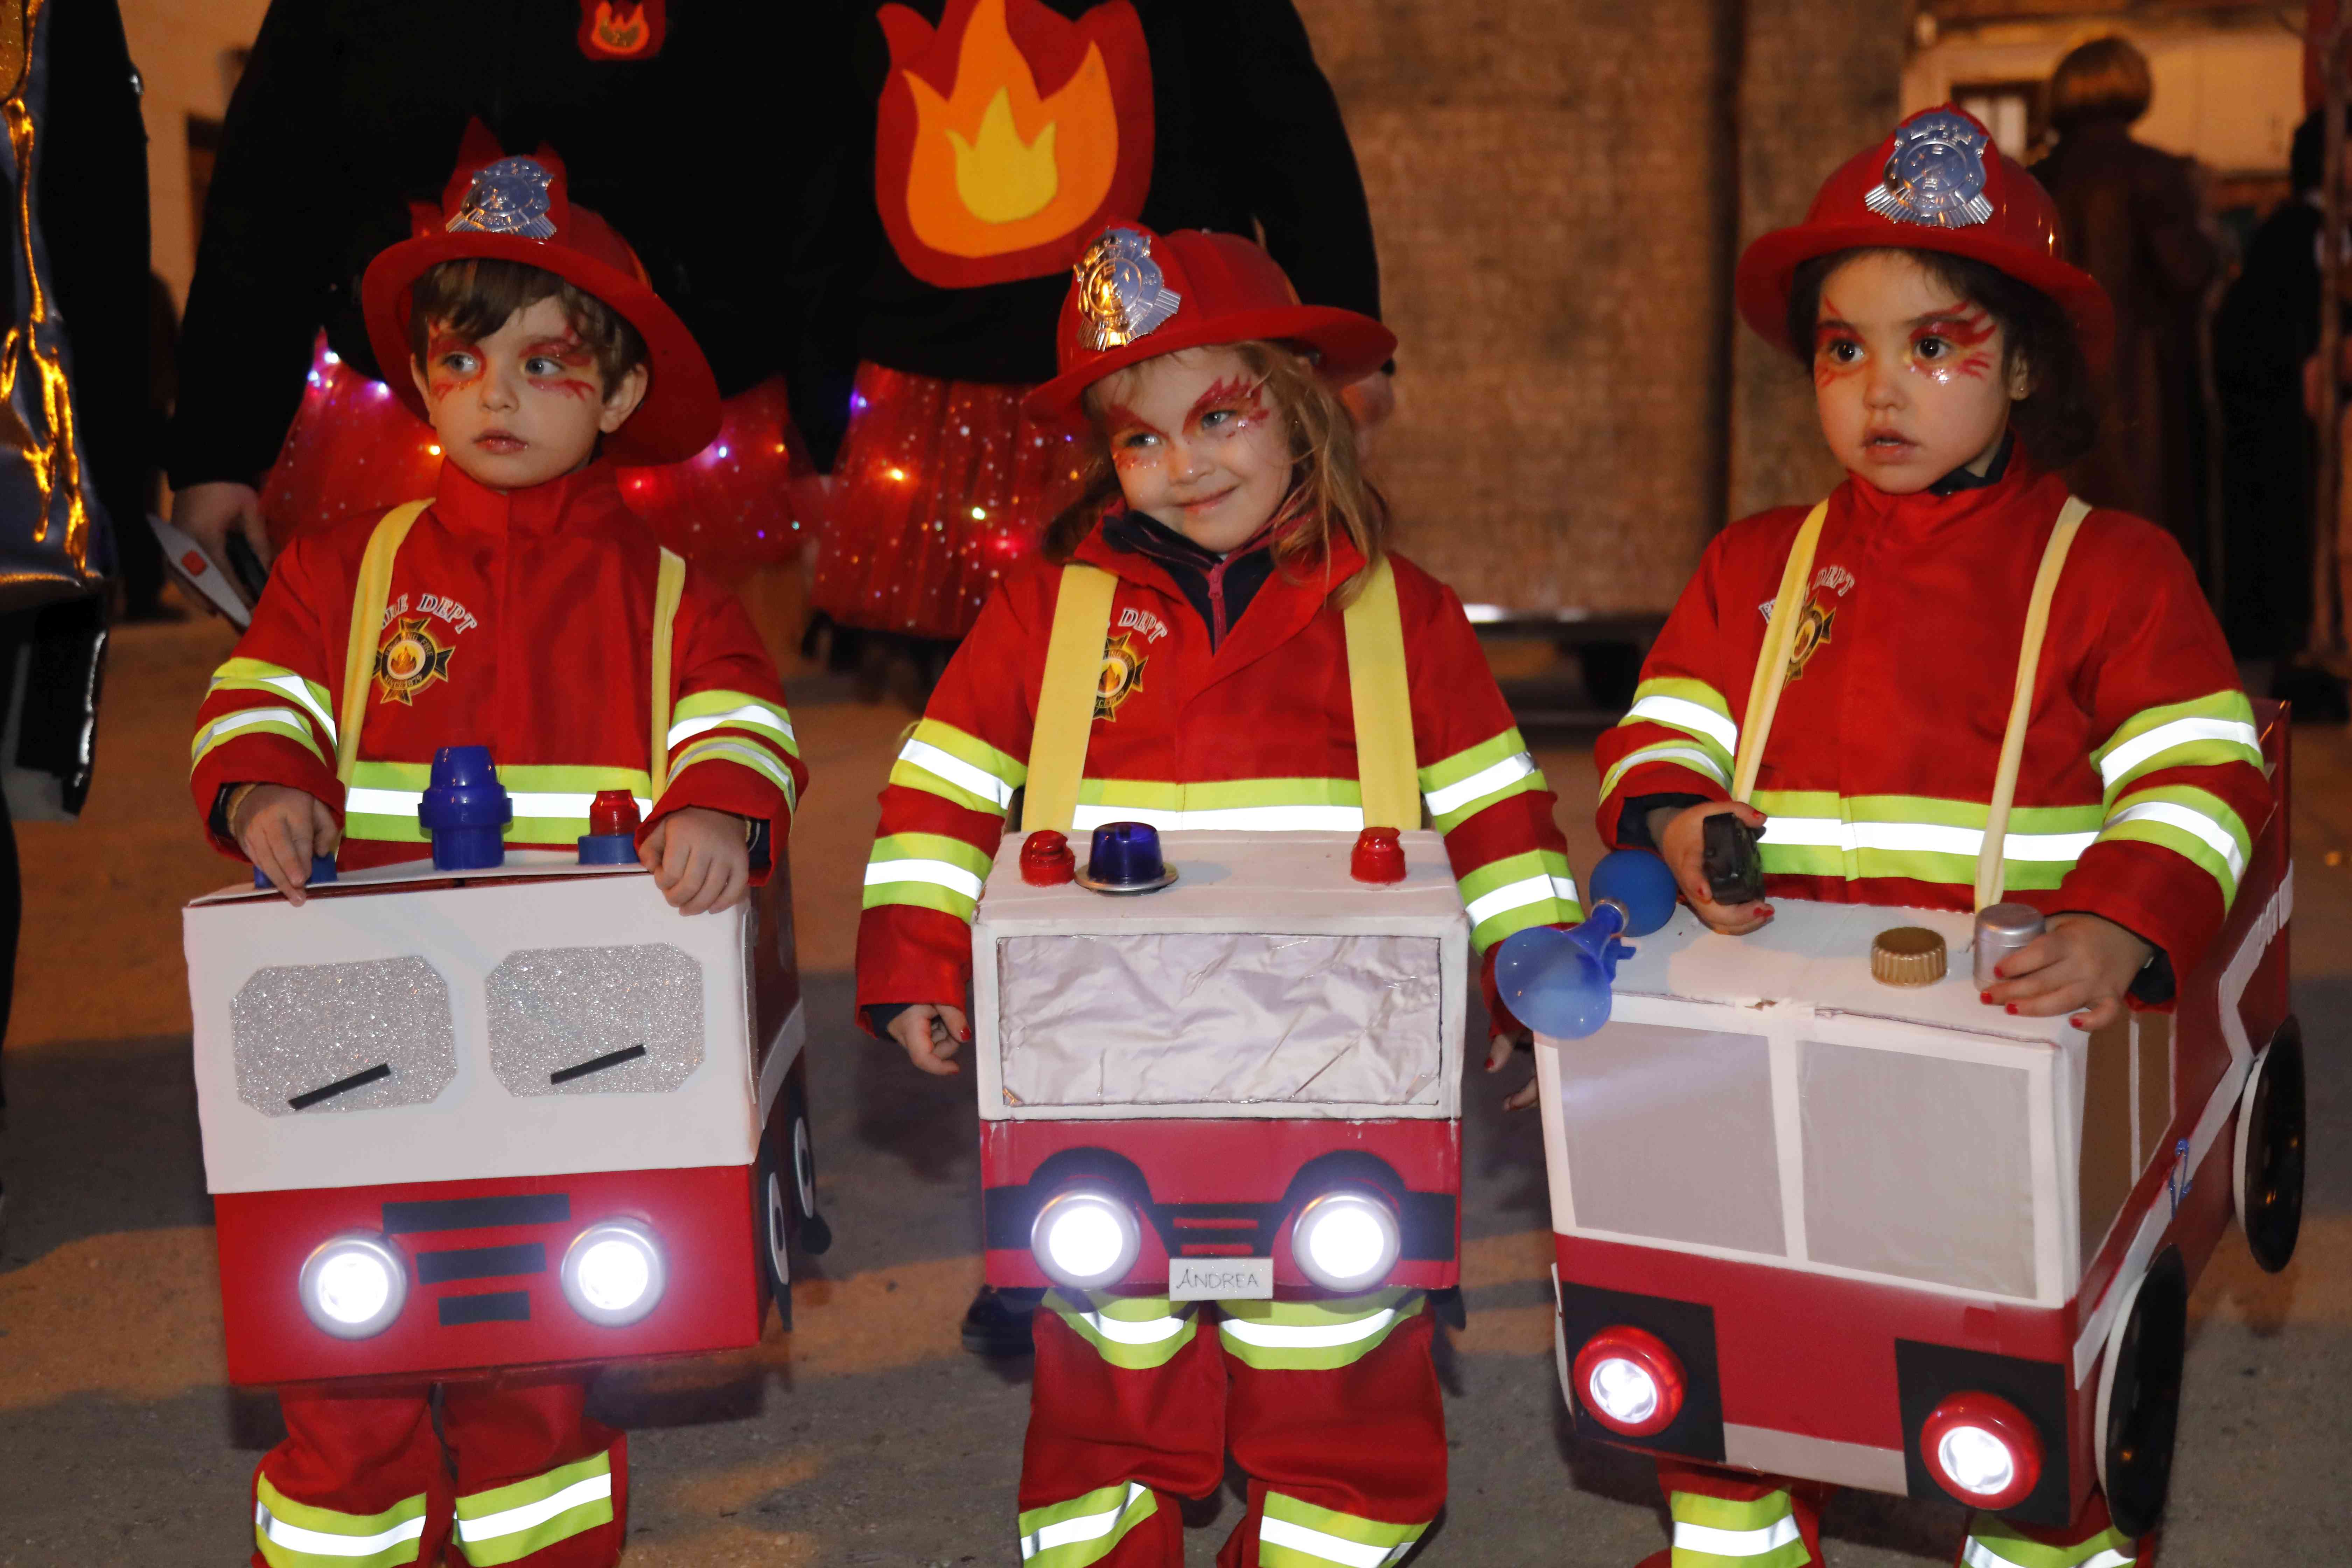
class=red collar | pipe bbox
[1840,446,2063,540]
[430,457,622,538]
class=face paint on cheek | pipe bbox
[523,338,602,401]
[1185,374,1269,436]
[1101,401,1166,472]
[1812,296,1864,388]
[1907,303,2000,384]
[424,334,484,403]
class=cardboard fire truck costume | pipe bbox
[1510,107,2303,1562]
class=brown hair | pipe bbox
[1042,341,1390,600]
[1784,247,2100,468]
[406,258,647,390]
[2049,36,2152,130]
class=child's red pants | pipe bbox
[251,1371,624,1568]
[1018,1289,1446,1567]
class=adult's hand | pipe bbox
[171,482,271,609]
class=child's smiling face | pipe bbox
[1092,346,1293,553]
[410,295,648,491]
[1811,250,2022,493]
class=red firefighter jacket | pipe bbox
[190,459,803,870]
[1594,457,2268,982]
[857,522,1581,1017]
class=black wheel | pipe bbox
[753,1112,795,1330]
[2100,1246,2186,1540]
[786,1077,832,1255]
[2236,1021,2305,1273]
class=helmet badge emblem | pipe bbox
[1075,227,1182,351]
[1865,109,1995,229]
[448,157,558,239]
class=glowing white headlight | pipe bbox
[1292,1190,1401,1292]
[1587,1357,1661,1426]
[298,1233,407,1339]
[1937,1426,2017,1497]
[560,1220,666,1326]
[1031,1190,1141,1289]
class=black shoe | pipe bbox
[961,1284,1039,1357]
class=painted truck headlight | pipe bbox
[1031,1189,1142,1289]
[560,1220,667,1326]
[1291,1189,1401,1293]
[1571,1325,1686,1437]
[298,1233,407,1339]
[1920,1392,2042,1509]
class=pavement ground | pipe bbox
[0,612,2344,1566]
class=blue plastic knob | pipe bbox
[418,744,512,870]
[254,854,339,891]
[1589,848,1680,936]
[1081,820,1172,891]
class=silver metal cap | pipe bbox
[1975,902,2047,939]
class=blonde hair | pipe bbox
[2050,36,2152,130]
[1044,341,1390,602]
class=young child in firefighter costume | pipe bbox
[188,131,805,1568]
[1592,106,2267,1568]
[856,223,1579,1565]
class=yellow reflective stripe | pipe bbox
[342,762,653,844]
[2100,785,2250,905]
[1600,740,1730,803]
[1258,1492,1426,1568]
[670,736,799,811]
[863,832,993,919]
[209,657,338,740]
[1750,790,2105,889]
[1667,1487,1806,1567]
[1622,683,1738,776]
[193,706,327,771]
[1018,1480,1158,1567]
[452,1450,614,1567]
[1455,848,1581,950]
[1044,1290,1198,1369]
[667,688,798,754]
[1216,1290,1421,1370]
[2091,690,2262,798]
[1962,1515,2137,1568]
[254,1475,427,1568]
[1066,776,1366,832]
[895,737,1018,813]
[1420,729,1545,830]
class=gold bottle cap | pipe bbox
[1871,926,1948,986]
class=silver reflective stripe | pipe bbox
[1626,694,1737,753]
[667,705,795,748]
[255,1502,428,1559]
[1759,816,2098,862]
[1257,1514,1408,1568]
[342,788,653,820]
[1602,744,1730,794]
[200,706,315,748]
[1077,1310,1191,1346]
[225,672,337,738]
[2097,716,2259,788]
[900,738,1015,808]
[1462,872,1578,926]
[1020,1481,1149,1561]
[2104,798,2248,878]
[1423,751,1537,817]
[863,858,984,899]
[453,1472,612,1544]
[1071,803,1363,832]
[1219,1308,1397,1350]
[1674,1514,1801,1558]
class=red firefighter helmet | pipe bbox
[1026,224,1396,419]
[361,120,721,464]
[1735,105,2113,368]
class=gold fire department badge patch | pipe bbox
[374,615,455,705]
[1095,631,1147,719]
[1784,593,1836,682]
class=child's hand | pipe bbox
[889,1003,968,1076]
[1653,800,1774,935]
[232,783,339,906]
[638,806,751,915]
[1485,1029,1539,1111]
[1983,913,2153,1031]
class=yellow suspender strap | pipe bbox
[1024,562,1119,833]
[1730,500,1828,804]
[648,547,686,800]
[1343,558,1419,830]
[334,500,433,784]
[1975,497,2090,911]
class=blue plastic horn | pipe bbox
[1494,849,1679,1039]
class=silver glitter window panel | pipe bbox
[485,944,705,1097]
[232,957,460,1118]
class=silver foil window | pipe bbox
[231,956,458,1117]
[485,944,705,1097]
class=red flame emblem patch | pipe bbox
[578,0,665,62]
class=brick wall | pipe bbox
[1294,0,1912,612]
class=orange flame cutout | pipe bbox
[876,0,1153,285]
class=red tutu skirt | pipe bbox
[810,362,1089,641]
[259,335,814,586]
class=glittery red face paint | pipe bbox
[424,330,485,404]
[1184,374,1270,435]
[1908,301,1998,383]
[1101,400,1169,472]
[522,334,602,402]
[1813,295,1868,387]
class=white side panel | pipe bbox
[186,873,755,1195]
[1722,1424,1909,1494]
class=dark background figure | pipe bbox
[2032,35,2221,571]
[0,0,149,1239]
[2214,110,2343,701]
[163,0,855,586]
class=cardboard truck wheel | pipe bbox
[2233,1022,2306,1274]
[2093,1245,2187,1540]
